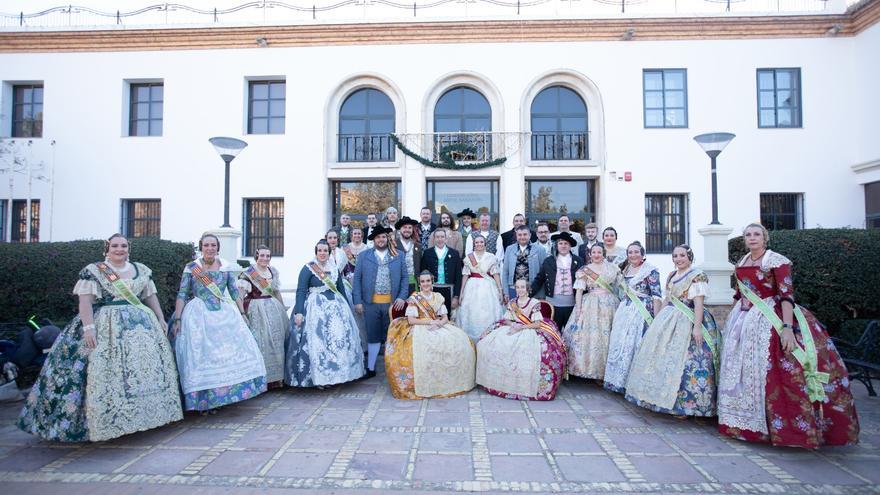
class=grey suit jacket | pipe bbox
[351,248,409,306]
[501,242,547,288]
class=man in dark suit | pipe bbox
[394,216,423,295]
[531,232,584,329]
[420,228,463,315]
[352,226,409,378]
[500,213,537,251]
[417,206,436,251]
[362,213,378,247]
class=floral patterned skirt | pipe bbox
[564,292,618,380]
[385,318,475,400]
[19,306,182,442]
[183,377,267,411]
[719,305,859,448]
[477,321,566,401]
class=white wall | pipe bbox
[0,29,872,282]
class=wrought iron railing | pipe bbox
[338,133,395,162]
[432,132,493,162]
[531,132,589,161]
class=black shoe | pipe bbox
[363,369,376,379]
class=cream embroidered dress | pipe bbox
[625,269,718,417]
[385,292,476,399]
[239,266,288,386]
[564,262,623,380]
[456,252,504,340]
[19,262,182,442]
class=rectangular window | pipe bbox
[645,194,687,254]
[121,199,161,238]
[12,84,43,138]
[760,193,804,230]
[757,68,802,128]
[866,181,880,229]
[0,199,40,242]
[643,69,687,128]
[332,181,401,228]
[248,80,285,135]
[427,180,499,230]
[129,83,163,136]
[525,179,596,233]
[244,198,284,256]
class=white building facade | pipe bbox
[1,0,878,284]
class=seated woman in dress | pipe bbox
[476,279,566,401]
[604,241,662,394]
[456,235,504,340]
[564,243,623,381]
[239,244,288,389]
[625,244,718,418]
[718,223,859,448]
[386,271,476,400]
[19,234,182,441]
[287,240,365,388]
[171,233,267,414]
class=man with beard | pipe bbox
[429,211,464,254]
[502,225,546,300]
[457,208,476,239]
[500,213,537,251]
[577,222,601,261]
[418,207,436,251]
[534,222,554,260]
[394,216,423,294]
[352,226,409,378]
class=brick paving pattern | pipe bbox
[0,364,878,494]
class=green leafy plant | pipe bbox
[389,133,506,170]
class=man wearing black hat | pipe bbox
[531,231,584,330]
[352,226,409,378]
[457,208,476,239]
[394,216,423,294]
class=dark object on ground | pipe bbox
[832,319,880,397]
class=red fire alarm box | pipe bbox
[624,171,632,182]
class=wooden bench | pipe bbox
[832,320,879,397]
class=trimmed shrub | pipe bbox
[728,228,880,331]
[0,238,195,323]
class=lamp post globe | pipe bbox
[693,132,735,225]
[209,137,248,228]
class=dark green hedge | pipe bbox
[729,229,880,331]
[0,239,195,322]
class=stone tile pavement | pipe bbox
[0,365,878,495]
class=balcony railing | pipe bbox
[432,132,493,162]
[338,133,395,162]
[531,132,589,160]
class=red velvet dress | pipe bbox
[718,252,859,448]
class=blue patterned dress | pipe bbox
[624,269,718,417]
[175,258,266,411]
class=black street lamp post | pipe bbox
[693,132,735,225]
[208,137,248,228]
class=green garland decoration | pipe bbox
[390,133,506,170]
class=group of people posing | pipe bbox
[17,207,859,451]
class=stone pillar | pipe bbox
[206,226,243,267]
[697,224,735,306]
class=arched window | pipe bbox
[338,88,395,162]
[530,85,588,160]
[433,86,492,161]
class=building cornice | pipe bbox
[0,0,878,53]
[851,158,880,174]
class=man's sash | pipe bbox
[735,278,828,402]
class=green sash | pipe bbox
[669,296,719,368]
[735,278,829,402]
[621,282,654,326]
[308,262,343,297]
[582,266,616,294]
[94,262,151,313]
[187,261,233,304]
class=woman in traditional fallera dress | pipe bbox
[342,228,369,352]
[287,240,365,388]
[19,234,182,442]
[325,229,348,275]
[456,235,504,340]
[625,245,718,418]
[602,227,626,265]
[564,244,623,381]
[171,233,267,413]
[476,279,566,400]
[385,271,476,399]
[239,244,288,389]
[604,242,663,394]
[718,224,859,448]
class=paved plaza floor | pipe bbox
[0,365,877,495]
